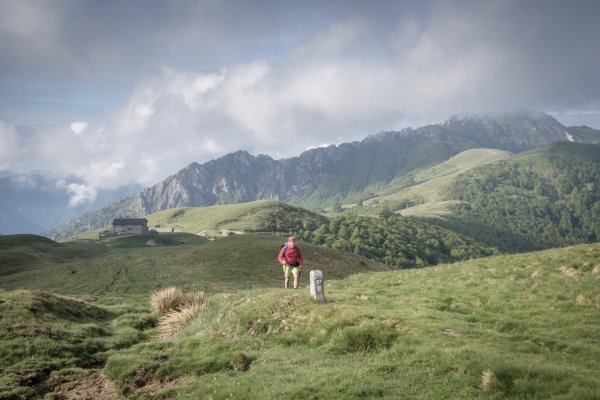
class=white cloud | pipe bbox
[70,121,88,135]
[58,182,97,207]
[5,0,600,196]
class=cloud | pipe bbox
[56,180,98,206]
[71,121,88,135]
[3,0,600,195]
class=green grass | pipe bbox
[412,148,513,182]
[512,141,600,175]
[101,242,600,399]
[0,234,389,301]
[0,234,108,276]
[0,289,156,398]
[67,200,329,241]
[359,149,512,218]
[1,236,600,398]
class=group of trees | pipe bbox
[300,214,498,269]
[249,203,329,234]
[438,159,600,252]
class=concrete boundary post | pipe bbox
[310,270,325,302]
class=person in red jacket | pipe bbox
[278,237,304,289]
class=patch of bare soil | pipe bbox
[131,376,187,398]
[56,374,118,400]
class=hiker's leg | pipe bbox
[293,271,299,289]
[283,265,290,288]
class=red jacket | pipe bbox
[278,245,304,267]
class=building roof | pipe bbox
[113,218,148,225]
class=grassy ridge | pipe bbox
[69,200,328,240]
[103,242,600,399]
[0,235,390,300]
[61,200,327,240]
[0,235,108,276]
[356,149,512,218]
[438,142,600,253]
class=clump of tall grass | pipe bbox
[180,291,208,309]
[154,302,205,339]
[151,288,209,339]
[150,287,183,314]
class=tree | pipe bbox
[329,202,343,213]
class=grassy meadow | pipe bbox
[68,200,328,241]
[1,229,599,398]
[104,242,600,399]
[358,149,512,218]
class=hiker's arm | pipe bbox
[278,247,286,264]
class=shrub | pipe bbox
[149,288,209,340]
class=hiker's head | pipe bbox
[288,237,296,247]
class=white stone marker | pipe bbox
[310,270,325,302]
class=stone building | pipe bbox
[112,217,149,235]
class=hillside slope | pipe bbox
[357,148,513,218]
[87,243,600,398]
[435,141,600,252]
[0,234,390,298]
[49,200,328,241]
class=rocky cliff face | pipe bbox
[130,108,600,214]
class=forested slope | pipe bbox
[434,142,600,252]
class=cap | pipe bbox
[288,237,296,242]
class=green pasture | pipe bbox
[104,242,600,399]
[0,234,389,301]
[69,200,327,241]
[1,231,599,398]
[411,148,513,182]
[359,149,512,218]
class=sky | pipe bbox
[1,0,600,206]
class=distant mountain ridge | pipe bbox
[43,108,600,240]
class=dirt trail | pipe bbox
[99,266,127,295]
[196,229,244,236]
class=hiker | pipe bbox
[278,237,304,289]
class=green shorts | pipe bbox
[283,265,299,278]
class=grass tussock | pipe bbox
[150,287,183,314]
[154,302,204,339]
[151,288,209,339]
[180,290,208,309]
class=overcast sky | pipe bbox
[1,0,600,205]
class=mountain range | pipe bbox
[11,108,600,240]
